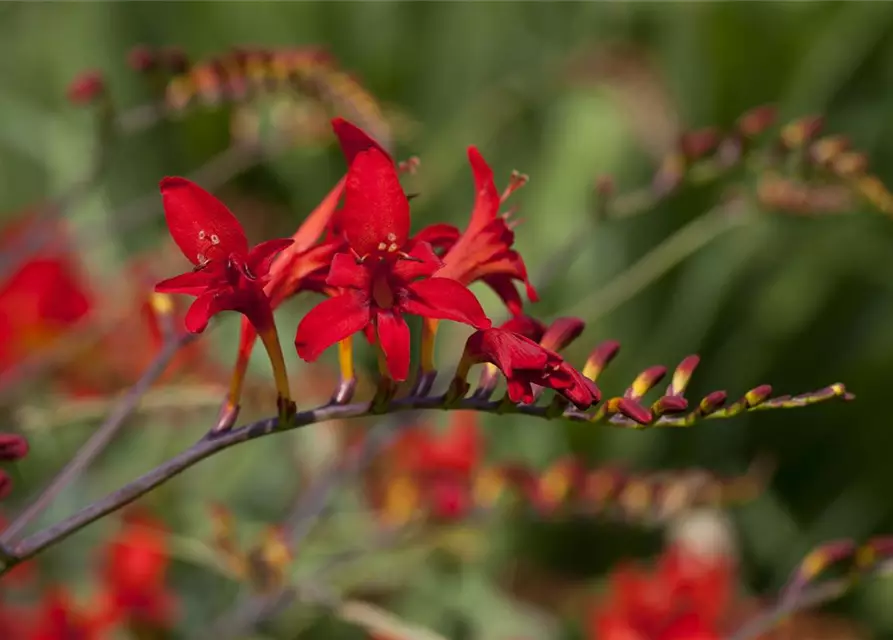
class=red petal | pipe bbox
[246,238,294,279]
[413,223,460,251]
[375,310,411,381]
[160,177,249,265]
[184,285,272,334]
[154,269,217,295]
[332,117,391,164]
[506,378,535,404]
[340,148,410,257]
[467,147,501,233]
[465,329,549,375]
[326,253,372,289]
[184,292,218,333]
[498,315,547,341]
[482,274,524,316]
[391,241,442,281]
[292,176,346,253]
[402,278,491,329]
[295,291,371,362]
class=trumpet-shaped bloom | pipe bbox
[154,177,293,333]
[433,147,537,315]
[295,118,491,381]
[458,328,600,409]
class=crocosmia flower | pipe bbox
[366,411,482,525]
[453,327,600,409]
[433,147,537,315]
[95,510,176,631]
[589,542,736,640]
[295,118,491,381]
[154,177,293,334]
[0,215,93,376]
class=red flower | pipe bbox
[295,119,491,381]
[219,178,347,427]
[454,328,600,409]
[154,177,293,334]
[431,147,537,315]
[95,510,175,630]
[588,543,735,640]
[0,216,93,376]
[370,411,482,524]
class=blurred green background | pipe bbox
[3,2,893,638]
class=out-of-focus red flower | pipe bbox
[29,589,103,640]
[431,147,537,315]
[588,543,736,640]
[94,510,176,631]
[0,217,93,376]
[295,118,491,381]
[456,327,600,409]
[154,177,294,334]
[369,411,483,524]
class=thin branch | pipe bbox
[0,332,193,545]
[728,579,851,640]
[0,376,849,575]
[729,560,893,640]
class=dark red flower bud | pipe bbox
[160,46,190,74]
[0,434,28,460]
[67,71,105,105]
[128,45,157,72]
[736,104,777,137]
[679,128,719,161]
[539,317,585,352]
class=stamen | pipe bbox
[211,234,220,245]
[199,230,206,240]
[377,242,387,251]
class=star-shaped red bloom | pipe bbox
[430,147,538,315]
[154,177,293,334]
[295,118,492,381]
[457,327,600,409]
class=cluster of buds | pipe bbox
[0,509,175,637]
[365,410,773,529]
[147,116,850,439]
[644,103,893,219]
[781,535,893,605]
[68,44,393,150]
